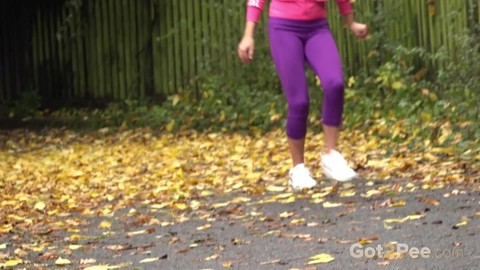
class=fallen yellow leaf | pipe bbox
[205,254,220,261]
[222,261,233,267]
[383,213,424,228]
[364,189,382,198]
[279,212,294,218]
[306,253,335,264]
[384,251,405,260]
[31,242,46,251]
[358,239,372,245]
[189,200,201,210]
[231,197,251,204]
[200,190,214,197]
[197,224,212,231]
[279,195,295,204]
[126,230,146,237]
[453,220,467,228]
[323,201,343,208]
[339,190,356,197]
[290,218,305,225]
[5,259,23,267]
[212,202,229,208]
[98,221,112,229]
[151,203,168,209]
[266,185,286,192]
[389,200,406,207]
[34,201,46,211]
[274,193,293,199]
[174,203,188,210]
[139,257,159,263]
[69,244,82,250]
[55,257,71,266]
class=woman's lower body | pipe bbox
[268,17,357,189]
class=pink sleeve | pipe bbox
[336,0,353,16]
[246,0,266,23]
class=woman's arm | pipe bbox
[342,12,355,28]
[238,22,256,63]
[238,0,265,63]
[336,0,369,38]
[243,21,257,38]
[246,0,266,23]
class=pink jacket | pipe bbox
[246,0,352,22]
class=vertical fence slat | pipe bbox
[165,0,175,93]
[107,0,117,99]
[101,0,111,98]
[122,0,133,98]
[95,0,104,98]
[137,0,145,98]
[212,2,223,78]
[179,0,188,91]
[56,6,66,100]
[419,1,429,52]
[201,0,211,80]
[48,6,60,100]
[187,0,196,91]
[76,3,87,101]
[115,0,125,99]
[172,0,182,93]
[66,4,80,99]
[48,5,60,99]
[0,6,7,102]
[222,1,232,80]
[157,0,169,96]
[152,0,161,97]
[136,0,144,98]
[131,0,140,96]
[34,7,43,101]
[193,0,203,97]
[41,7,53,99]
[11,5,20,97]
[88,0,98,98]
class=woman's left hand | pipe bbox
[349,22,368,39]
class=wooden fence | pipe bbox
[0,0,479,104]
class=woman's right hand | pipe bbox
[237,36,255,64]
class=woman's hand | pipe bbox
[349,22,368,39]
[238,35,255,64]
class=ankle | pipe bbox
[323,148,335,154]
[292,162,305,169]
[292,161,304,167]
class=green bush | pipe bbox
[0,90,42,119]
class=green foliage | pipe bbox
[34,75,286,134]
[0,90,42,119]
[342,28,480,149]
[155,74,287,133]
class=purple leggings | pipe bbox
[268,17,345,139]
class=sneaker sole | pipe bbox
[323,167,357,182]
[289,179,316,191]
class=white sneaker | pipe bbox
[321,150,357,182]
[289,163,317,190]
